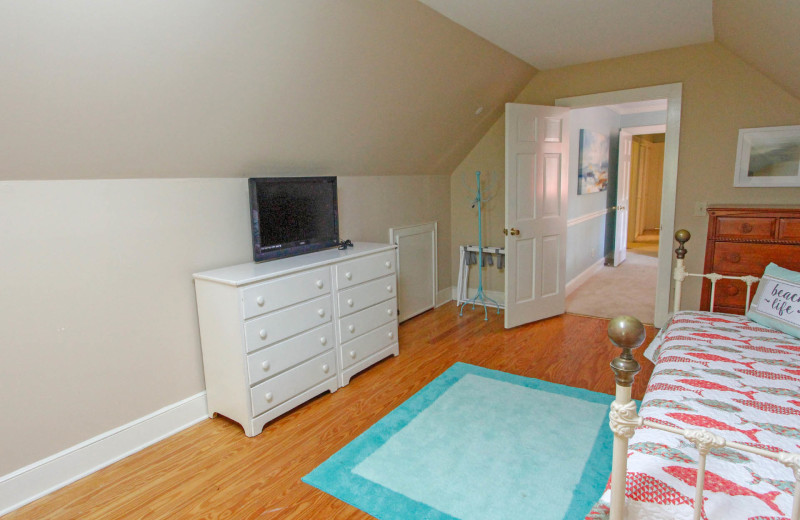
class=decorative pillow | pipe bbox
[746,262,800,340]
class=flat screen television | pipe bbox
[248,176,339,262]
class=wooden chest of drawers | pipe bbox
[702,206,800,314]
[193,243,399,436]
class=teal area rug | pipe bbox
[302,363,619,520]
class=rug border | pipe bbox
[302,362,619,520]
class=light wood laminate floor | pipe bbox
[7,305,656,519]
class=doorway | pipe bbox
[556,84,682,327]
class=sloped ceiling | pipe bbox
[0,1,534,180]
[419,0,800,101]
[714,0,800,100]
[418,0,714,70]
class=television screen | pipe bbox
[249,177,339,262]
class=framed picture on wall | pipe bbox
[578,129,609,194]
[734,125,800,187]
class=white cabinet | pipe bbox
[193,243,399,436]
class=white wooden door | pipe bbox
[390,223,437,322]
[614,131,632,266]
[504,104,569,329]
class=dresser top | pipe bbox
[193,242,395,286]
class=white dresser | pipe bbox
[193,243,399,436]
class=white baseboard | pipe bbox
[435,287,452,307]
[566,258,606,297]
[0,392,208,516]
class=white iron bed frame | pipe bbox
[606,229,800,520]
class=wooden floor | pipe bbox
[8,305,656,520]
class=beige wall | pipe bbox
[0,0,510,477]
[451,42,800,308]
[0,175,449,476]
[450,116,506,300]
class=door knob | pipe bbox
[503,228,520,236]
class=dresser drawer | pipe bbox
[714,217,775,240]
[250,350,336,417]
[244,296,332,353]
[335,250,396,290]
[340,321,398,370]
[337,274,396,317]
[778,218,800,241]
[712,242,800,274]
[706,277,758,311]
[338,298,397,342]
[247,323,334,385]
[242,267,331,319]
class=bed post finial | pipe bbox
[608,316,645,387]
[674,229,691,259]
[673,230,691,313]
[608,316,646,520]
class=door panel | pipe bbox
[614,131,632,266]
[504,103,569,328]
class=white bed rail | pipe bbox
[671,229,760,314]
[608,229,800,519]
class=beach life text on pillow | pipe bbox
[747,263,800,339]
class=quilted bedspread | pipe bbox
[589,311,800,520]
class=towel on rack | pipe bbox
[483,253,493,267]
[465,251,477,265]
[496,249,505,269]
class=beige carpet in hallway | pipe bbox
[566,250,658,325]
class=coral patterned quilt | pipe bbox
[589,311,800,520]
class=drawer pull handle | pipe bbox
[322,364,330,373]
[317,308,325,317]
[347,298,354,307]
[385,261,392,268]
[386,285,393,293]
[386,308,393,315]
[348,324,355,333]
[349,350,356,359]
[320,336,327,346]
[261,360,270,371]
[741,222,753,233]
[345,272,353,280]
[265,392,274,403]
[388,331,394,339]
[256,296,265,306]
[316,280,324,289]
[259,329,267,339]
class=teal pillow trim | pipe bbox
[746,262,800,340]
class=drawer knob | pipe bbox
[726,285,740,296]
[385,261,392,268]
[348,324,355,333]
[322,364,330,373]
[259,329,267,339]
[741,222,753,233]
[728,253,741,263]
[386,308,393,315]
[316,279,324,289]
[349,350,356,359]
[265,392,273,403]
[261,360,270,371]
[320,336,327,346]
[388,331,394,339]
[317,308,325,317]
[345,272,353,280]
[386,285,393,293]
[347,298,354,307]
[256,296,265,306]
